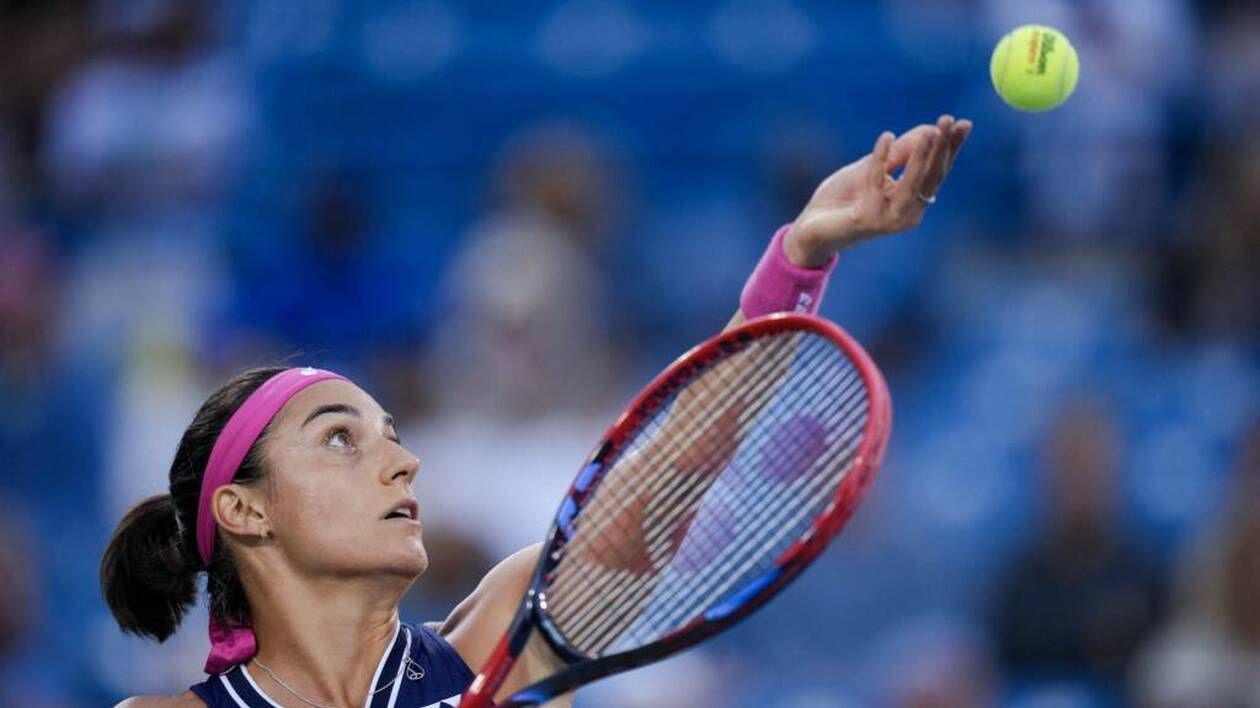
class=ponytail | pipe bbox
[100,366,283,643]
[101,494,198,641]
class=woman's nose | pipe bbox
[384,444,420,484]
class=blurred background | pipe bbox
[0,0,1257,705]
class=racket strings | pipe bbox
[612,367,868,636]
[580,366,870,654]
[550,357,865,650]
[624,391,868,649]
[546,333,870,657]
[553,339,854,640]
[569,391,866,656]
[548,336,799,578]
[546,332,851,642]
[545,336,797,610]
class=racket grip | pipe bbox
[461,633,514,708]
[460,680,500,708]
[461,693,500,708]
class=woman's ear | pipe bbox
[211,483,270,541]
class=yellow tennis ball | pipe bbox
[990,25,1079,113]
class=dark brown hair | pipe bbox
[100,366,286,641]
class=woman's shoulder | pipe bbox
[438,543,541,660]
[115,691,204,708]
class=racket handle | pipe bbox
[461,634,514,708]
[461,692,500,708]
[460,680,498,708]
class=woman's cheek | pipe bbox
[279,481,354,545]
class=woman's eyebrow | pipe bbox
[301,403,361,428]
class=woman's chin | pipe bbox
[352,525,428,577]
[390,538,429,577]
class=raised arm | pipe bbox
[444,114,971,704]
[664,114,972,447]
[725,114,971,331]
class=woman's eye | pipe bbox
[325,427,355,450]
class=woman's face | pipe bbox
[256,379,426,580]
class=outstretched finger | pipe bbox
[867,131,895,191]
[887,125,938,172]
[918,115,956,197]
[891,128,938,208]
[945,119,972,173]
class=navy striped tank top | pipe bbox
[189,622,473,707]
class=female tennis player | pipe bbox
[104,115,970,708]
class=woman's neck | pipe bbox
[245,572,411,706]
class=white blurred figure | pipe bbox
[43,0,251,209]
[40,0,249,371]
[405,123,730,702]
[407,123,628,559]
[1133,423,1260,708]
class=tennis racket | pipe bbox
[461,313,891,707]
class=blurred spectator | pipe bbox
[0,506,43,705]
[1134,516,1260,707]
[0,0,93,199]
[989,398,1166,692]
[491,121,623,242]
[405,123,630,559]
[219,168,430,368]
[0,1,1256,704]
[426,122,625,419]
[0,505,39,689]
[1197,0,1260,131]
[40,0,248,516]
[0,221,112,703]
[41,0,249,210]
[1156,135,1260,341]
[0,228,57,392]
[1133,421,1260,707]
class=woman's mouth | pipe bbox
[382,499,421,524]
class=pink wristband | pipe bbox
[739,224,837,318]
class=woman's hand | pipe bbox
[783,114,972,267]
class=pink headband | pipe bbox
[196,366,347,673]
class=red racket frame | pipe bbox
[461,314,892,707]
